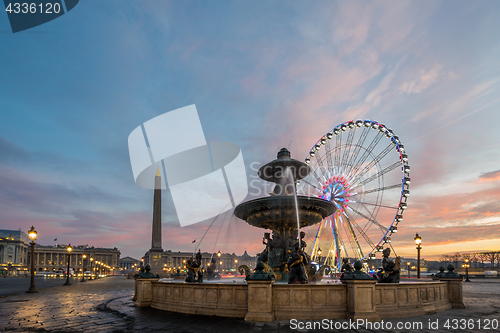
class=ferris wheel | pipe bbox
[297,120,410,271]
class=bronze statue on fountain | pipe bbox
[377,248,401,283]
[340,258,353,279]
[207,257,221,280]
[234,148,336,282]
[185,250,203,283]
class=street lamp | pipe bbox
[414,233,422,279]
[64,244,72,285]
[89,257,94,280]
[463,258,470,282]
[81,254,87,282]
[407,261,410,278]
[317,248,322,264]
[96,261,100,278]
[217,250,221,258]
[26,226,39,293]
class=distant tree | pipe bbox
[451,253,461,267]
[439,255,450,264]
[477,253,487,268]
[484,252,497,268]
[470,253,478,268]
[495,252,500,268]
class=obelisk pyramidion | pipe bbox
[149,167,163,274]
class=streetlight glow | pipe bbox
[414,234,422,279]
[26,226,38,293]
[414,234,422,245]
[28,226,37,241]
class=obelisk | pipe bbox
[149,167,163,275]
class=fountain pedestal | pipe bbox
[234,148,336,281]
[344,280,381,322]
[245,280,275,322]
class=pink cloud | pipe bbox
[478,169,500,182]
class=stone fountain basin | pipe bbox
[234,196,336,229]
[135,278,463,321]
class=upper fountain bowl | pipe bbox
[234,195,336,229]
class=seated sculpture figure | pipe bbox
[207,257,221,280]
[340,258,353,279]
[377,248,401,283]
[185,257,201,283]
[263,231,283,269]
[287,244,309,284]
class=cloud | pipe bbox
[479,169,500,182]
[400,64,443,94]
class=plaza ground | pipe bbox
[0,276,498,332]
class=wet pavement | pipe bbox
[0,276,498,332]
[0,276,82,297]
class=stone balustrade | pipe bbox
[134,278,464,322]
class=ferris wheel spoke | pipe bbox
[341,128,356,173]
[341,212,364,259]
[343,213,376,249]
[357,183,402,196]
[331,218,342,267]
[350,205,388,233]
[324,139,335,177]
[335,132,342,173]
[300,178,323,193]
[357,200,388,233]
[352,161,401,190]
[349,132,384,178]
[350,143,394,186]
[345,127,370,176]
[358,201,399,210]
[309,164,327,188]
[315,154,331,182]
[338,215,356,258]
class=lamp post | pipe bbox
[407,262,410,278]
[89,257,94,280]
[414,233,422,279]
[317,248,322,265]
[26,226,39,293]
[81,254,87,282]
[64,244,72,285]
[463,258,470,282]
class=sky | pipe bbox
[1,1,499,261]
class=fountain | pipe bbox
[135,149,465,321]
[234,148,336,281]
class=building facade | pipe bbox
[143,249,258,275]
[0,230,29,274]
[0,229,120,275]
[29,245,121,274]
[119,256,140,272]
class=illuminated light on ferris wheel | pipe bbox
[297,119,410,271]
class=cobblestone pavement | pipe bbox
[0,276,499,332]
[0,277,82,297]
